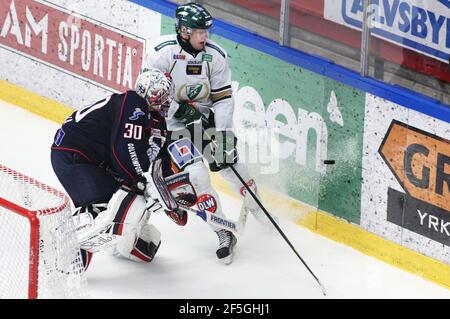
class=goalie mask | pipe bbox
[135,68,174,116]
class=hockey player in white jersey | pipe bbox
[144,2,275,265]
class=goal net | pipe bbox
[0,164,87,298]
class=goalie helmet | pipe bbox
[135,68,174,115]
[175,2,213,34]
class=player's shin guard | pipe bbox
[185,162,225,231]
[185,161,238,263]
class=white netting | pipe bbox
[0,165,87,299]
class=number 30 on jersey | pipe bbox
[124,123,142,140]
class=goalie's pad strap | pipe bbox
[80,249,93,271]
[111,192,138,236]
[131,238,154,262]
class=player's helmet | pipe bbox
[175,2,213,34]
[135,68,173,115]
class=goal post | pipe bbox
[0,164,87,299]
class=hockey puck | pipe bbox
[323,160,335,165]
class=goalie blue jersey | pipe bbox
[51,91,152,185]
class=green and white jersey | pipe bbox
[144,34,233,131]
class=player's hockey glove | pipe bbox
[165,208,188,226]
[210,130,238,171]
[174,102,209,130]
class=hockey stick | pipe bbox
[160,66,326,293]
[206,129,327,296]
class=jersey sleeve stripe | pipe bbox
[112,92,135,182]
[154,40,177,52]
[211,94,232,104]
[205,43,226,58]
[211,85,231,93]
[211,89,232,103]
[50,147,94,163]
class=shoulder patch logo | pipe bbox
[54,128,66,146]
[129,108,145,120]
[202,53,213,62]
[202,53,212,62]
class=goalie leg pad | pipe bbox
[76,189,148,253]
[109,190,147,236]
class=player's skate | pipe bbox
[240,181,278,229]
[245,203,278,228]
[215,229,237,265]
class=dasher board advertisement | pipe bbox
[0,0,160,108]
[324,0,450,63]
[361,93,450,264]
